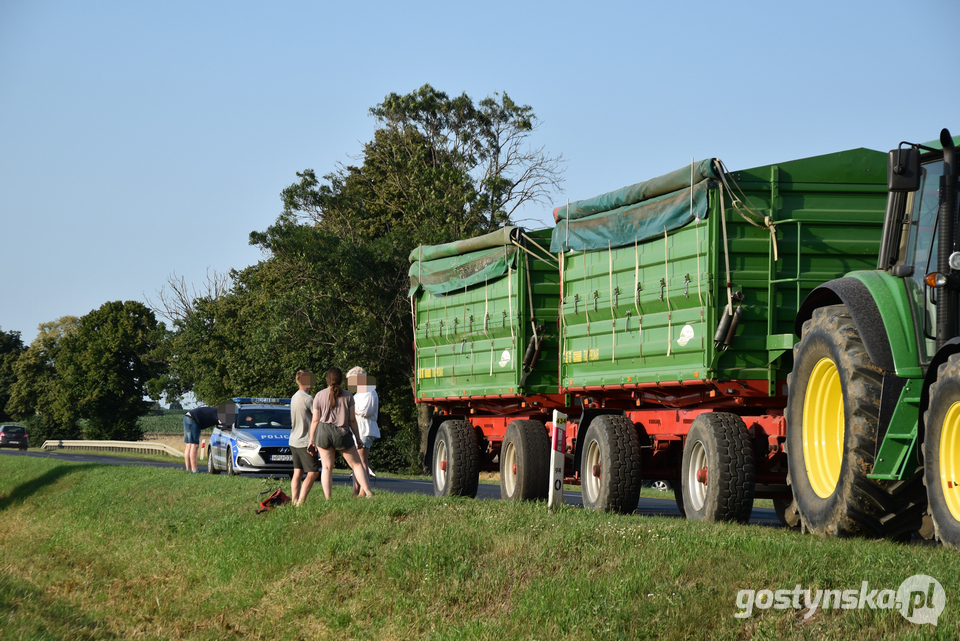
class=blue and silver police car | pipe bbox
[207,398,294,476]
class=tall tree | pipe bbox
[0,328,26,421]
[57,301,166,441]
[371,84,564,230]
[7,316,81,442]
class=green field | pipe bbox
[1,457,957,640]
[137,408,190,434]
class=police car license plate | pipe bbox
[271,455,292,462]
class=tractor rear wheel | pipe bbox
[432,420,480,498]
[923,353,960,549]
[500,420,550,501]
[786,304,924,539]
[680,412,755,523]
[580,415,642,513]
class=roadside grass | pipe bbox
[1,457,957,640]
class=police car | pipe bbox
[207,398,294,476]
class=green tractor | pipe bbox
[787,129,960,547]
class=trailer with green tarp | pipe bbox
[552,148,891,518]
[409,226,564,499]
[409,146,892,521]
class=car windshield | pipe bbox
[237,409,291,429]
[2,427,25,436]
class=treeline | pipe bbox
[0,85,564,472]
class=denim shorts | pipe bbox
[361,435,378,449]
[183,415,201,445]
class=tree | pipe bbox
[57,301,166,441]
[280,125,481,246]
[7,317,81,442]
[0,328,26,421]
[371,84,565,230]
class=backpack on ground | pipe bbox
[255,487,291,514]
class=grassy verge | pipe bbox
[1,457,956,640]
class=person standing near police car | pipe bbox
[183,406,219,472]
[308,367,374,499]
[347,366,380,478]
[289,369,319,506]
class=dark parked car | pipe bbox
[0,425,28,450]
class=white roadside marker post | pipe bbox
[548,410,567,514]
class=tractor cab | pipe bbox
[879,129,960,363]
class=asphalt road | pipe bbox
[0,449,782,527]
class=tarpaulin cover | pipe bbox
[408,226,520,263]
[550,180,712,253]
[553,159,719,221]
[409,226,520,296]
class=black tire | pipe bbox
[500,420,551,501]
[673,484,686,517]
[579,415,642,513]
[773,497,801,530]
[207,447,219,475]
[432,420,480,498]
[923,353,960,549]
[786,304,925,538]
[226,448,237,476]
[680,412,755,523]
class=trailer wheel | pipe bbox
[579,415,641,513]
[500,420,550,501]
[786,304,925,539]
[923,354,960,549]
[680,413,755,523]
[432,420,480,498]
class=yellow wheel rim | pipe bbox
[802,357,845,499]
[941,403,960,521]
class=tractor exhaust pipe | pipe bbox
[937,129,958,349]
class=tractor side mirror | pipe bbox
[888,146,921,192]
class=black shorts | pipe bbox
[291,446,319,473]
[315,422,355,451]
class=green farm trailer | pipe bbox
[410,226,562,499]
[411,145,894,527]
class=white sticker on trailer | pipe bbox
[677,324,695,347]
[498,350,511,367]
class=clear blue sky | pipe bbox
[2,0,958,345]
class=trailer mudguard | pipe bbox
[423,414,467,468]
[795,271,922,378]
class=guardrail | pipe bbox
[41,440,183,457]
